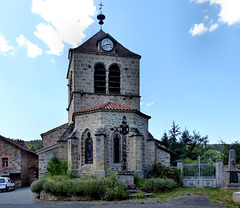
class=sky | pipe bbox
[0,0,240,144]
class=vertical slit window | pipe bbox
[109,65,120,94]
[94,64,106,94]
[114,135,120,163]
[85,132,93,164]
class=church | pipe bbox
[37,12,174,178]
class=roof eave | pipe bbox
[73,109,151,120]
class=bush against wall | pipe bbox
[151,163,181,185]
[30,170,128,201]
[143,178,176,193]
[46,155,68,176]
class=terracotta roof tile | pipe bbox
[36,143,58,153]
[73,102,150,119]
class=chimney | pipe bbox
[16,139,25,146]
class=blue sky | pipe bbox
[0,0,240,144]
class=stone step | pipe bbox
[128,189,140,193]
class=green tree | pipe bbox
[202,149,221,163]
[168,121,181,145]
[186,131,209,160]
[46,154,68,176]
[219,140,240,165]
[161,132,169,147]
[180,129,192,146]
[163,122,209,165]
[25,140,43,151]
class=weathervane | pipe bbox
[97,1,105,29]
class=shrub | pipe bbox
[30,178,47,195]
[134,172,145,188]
[67,170,79,179]
[151,163,181,185]
[105,182,128,201]
[104,169,128,201]
[143,178,176,193]
[31,169,128,201]
[143,178,155,193]
[43,179,60,195]
[46,155,68,176]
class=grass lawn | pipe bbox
[148,187,240,208]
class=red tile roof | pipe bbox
[36,143,58,153]
[73,102,150,119]
[69,30,141,59]
[0,135,37,155]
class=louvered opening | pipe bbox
[109,65,120,94]
[94,64,106,94]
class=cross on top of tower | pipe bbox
[97,1,105,29]
[99,2,104,14]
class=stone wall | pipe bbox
[146,140,156,167]
[146,140,170,169]
[68,93,140,123]
[67,53,140,123]
[41,123,68,148]
[156,148,170,167]
[0,139,22,177]
[38,145,58,177]
[21,151,38,186]
[72,111,149,176]
[58,142,68,162]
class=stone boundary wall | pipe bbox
[40,191,91,201]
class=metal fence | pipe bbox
[183,164,215,177]
[182,157,216,188]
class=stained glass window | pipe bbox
[85,132,93,164]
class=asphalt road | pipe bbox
[0,187,225,208]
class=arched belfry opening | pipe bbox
[94,63,106,94]
[109,64,120,94]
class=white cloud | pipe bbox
[191,0,240,35]
[0,33,14,56]
[209,0,240,25]
[34,23,63,56]
[192,0,209,3]
[146,102,154,107]
[189,23,208,36]
[209,23,219,31]
[140,101,154,107]
[16,34,42,58]
[31,0,96,55]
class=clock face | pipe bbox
[101,38,114,51]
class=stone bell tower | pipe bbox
[66,30,141,123]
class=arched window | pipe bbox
[114,134,121,163]
[94,64,106,93]
[109,64,120,94]
[85,132,93,164]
